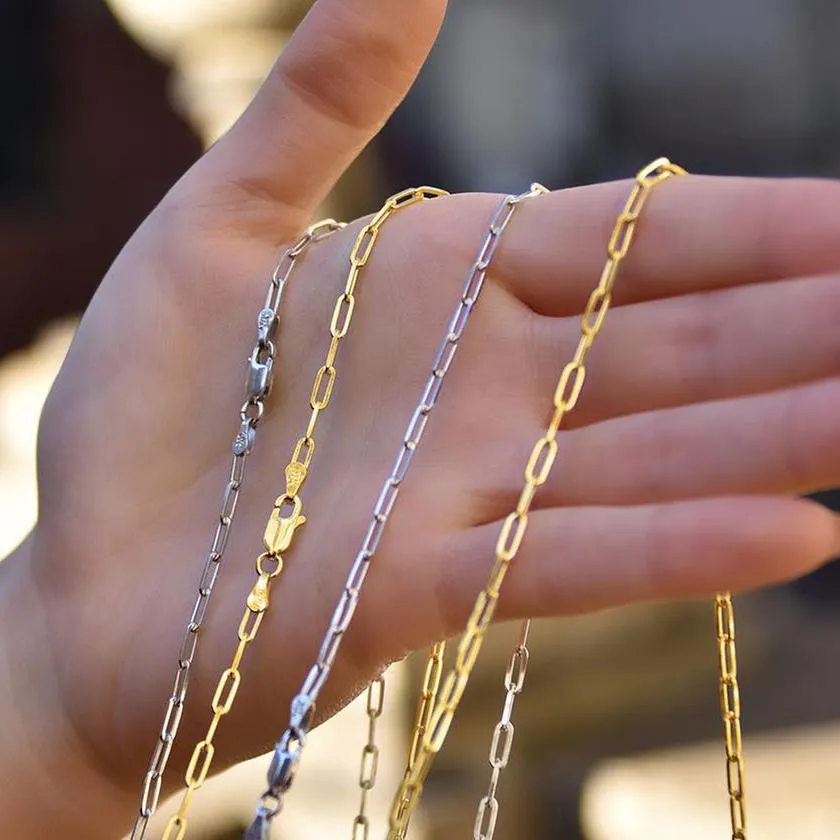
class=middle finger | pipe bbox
[543,270,840,431]
[544,375,840,508]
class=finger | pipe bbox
[199,0,448,233]
[440,497,840,627]
[536,377,840,508]
[485,174,840,315]
[528,271,840,430]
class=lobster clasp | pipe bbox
[246,347,274,403]
[263,493,306,554]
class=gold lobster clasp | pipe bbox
[263,492,306,555]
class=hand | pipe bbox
[3,1,840,838]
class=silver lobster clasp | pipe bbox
[246,347,274,402]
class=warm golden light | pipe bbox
[583,723,840,839]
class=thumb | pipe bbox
[197,0,448,233]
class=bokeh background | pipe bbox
[3,1,840,838]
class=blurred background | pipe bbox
[3,0,840,837]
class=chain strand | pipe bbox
[351,676,385,840]
[129,220,342,840]
[243,186,546,840]
[386,158,687,840]
[235,187,448,840]
[472,620,530,840]
[388,186,548,840]
[716,593,747,839]
[406,641,447,774]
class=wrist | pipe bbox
[0,533,133,840]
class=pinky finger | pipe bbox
[441,497,840,627]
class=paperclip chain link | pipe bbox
[243,186,546,840]
[129,219,343,840]
[386,158,687,840]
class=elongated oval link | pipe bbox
[211,669,242,715]
[495,512,528,562]
[524,436,557,486]
[581,286,611,337]
[128,220,344,840]
[331,292,356,338]
[243,187,549,840]
[553,361,586,411]
[185,741,215,789]
[351,226,380,267]
[386,160,686,840]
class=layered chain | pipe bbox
[386,158,687,840]
[716,593,747,839]
[159,189,443,840]
[129,219,343,840]
[243,186,545,840]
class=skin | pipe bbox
[3,0,840,836]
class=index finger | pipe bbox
[491,174,840,315]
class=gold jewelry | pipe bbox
[387,158,696,840]
[160,188,446,840]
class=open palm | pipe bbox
[3,1,840,838]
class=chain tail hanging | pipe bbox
[128,219,344,840]
[471,619,530,840]
[386,158,687,840]
[715,592,747,840]
[244,185,549,840]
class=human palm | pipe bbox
[3,1,840,838]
